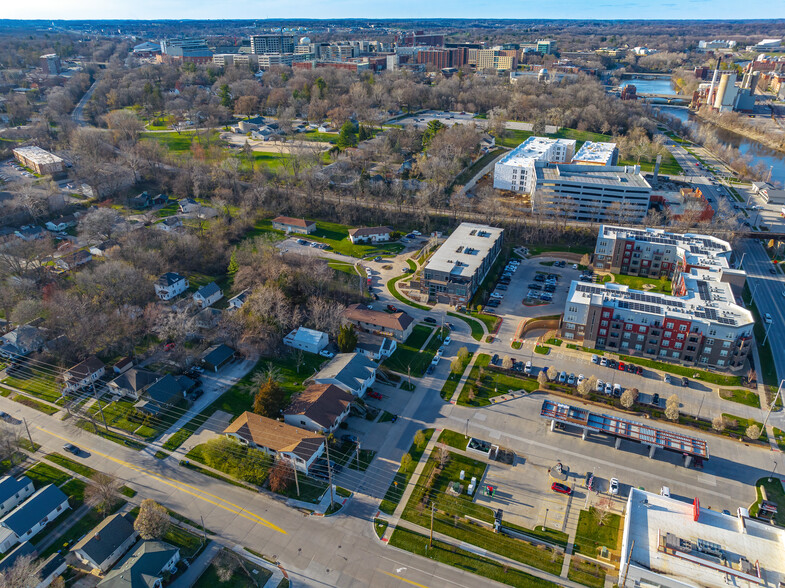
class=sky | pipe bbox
[2,0,783,20]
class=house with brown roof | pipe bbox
[272,216,316,235]
[342,303,415,341]
[347,226,393,244]
[283,383,354,434]
[223,412,324,473]
[64,356,105,392]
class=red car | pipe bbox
[387,304,398,312]
[164,342,175,351]
[618,362,625,371]
[551,482,572,495]
[368,391,383,400]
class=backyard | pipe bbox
[384,326,446,377]
[603,273,672,294]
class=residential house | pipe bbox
[128,191,152,210]
[0,484,70,552]
[45,214,77,232]
[479,133,496,152]
[55,250,92,271]
[283,327,329,354]
[72,513,138,573]
[175,375,197,394]
[0,324,47,359]
[64,356,105,392]
[0,476,35,518]
[195,307,222,330]
[113,357,133,375]
[152,193,169,206]
[178,198,199,214]
[224,412,324,473]
[35,553,68,588]
[136,374,185,416]
[97,540,180,588]
[231,116,265,133]
[355,334,397,361]
[251,127,274,141]
[89,239,118,257]
[283,383,353,434]
[228,289,250,310]
[107,368,160,401]
[0,541,37,574]
[201,344,235,372]
[312,352,377,397]
[347,226,393,244]
[318,124,335,133]
[15,225,45,240]
[154,272,189,301]
[342,304,415,342]
[157,216,182,232]
[193,282,223,308]
[271,216,316,234]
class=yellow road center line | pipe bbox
[380,571,431,588]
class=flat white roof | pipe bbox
[622,488,785,588]
[497,136,576,168]
[12,146,63,166]
[540,164,651,189]
[425,223,503,277]
[572,141,617,165]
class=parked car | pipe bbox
[443,336,451,346]
[652,393,660,406]
[387,304,398,312]
[492,354,500,365]
[604,382,613,395]
[577,374,585,386]
[368,390,383,400]
[319,350,335,358]
[559,371,567,383]
[607,360,618,369]
[341,434,358,444]
[765,313,773,323]
[424,317,437,324]
[551,482,572,495]
[568,373,576,385]
[609,478,619,495]
[613,383,622,397]
[618,362,626,371]
[534,274,545,282]
[524,361,532,375]
[592,354,599,364]
[529,283,542,290]
[635,366,643,375]
[600,357,608,367]
[486,300,500,307]
[496,284,508,291]
[681,377,690,387]
[626,364,635,373]
[596,379,604,392]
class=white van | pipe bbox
[660,486,670,497]
[524,361,532,375]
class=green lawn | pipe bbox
[193,555,272,588]
[327,261,359,276]
[406,325,435,350]
[12,394,58,415]
[573,508,621,557]
[447,312,483,341]
[139,130,221,154]
[389,527,558,588]
[25,462,72,488]
[437,429,469,451]
[374,518,388,539]
[469,311,500,333]
[720,414,767,441]
[453,148,506,187]
[616,354,742,387]
[527,244,595,257]
[379,429,434,515]
[387,273,431,311]
[568,557,607,588]
[74,419,146,451]
[750,477,785,526]
[38,507,101,558]
[603,273,672,294]
[439,352,474,400]
[384,326,445,377]
[272,475,328,504]
[45,453,95,478]
[719,388,761,409]
[2,366,61,403]
[163,523,204,558]
[458,354,539,407]
[88,396,182,439]
[306,220,405,259]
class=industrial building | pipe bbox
[561,264,753,370]
[532,164,652,223]
[250,34,295,54]
[12,146,64,175]
[420,223,504,306]
[620,488,785,588]
[493,136,577,193]
[593,225,735,279]
[690,60,759,113]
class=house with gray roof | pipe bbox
[0,484,70,552]
[0,540,37,573]
[193,281,223,308]
[72,513,138,573]
[154,272,188,301]
[136,374,184,416]
[0,476,34,518]
[0,324,47,359]
[97,540,180,588]
[107,368,160,401]
[64,356,105,392]
[312,352,377,397]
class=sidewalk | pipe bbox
[169,540,220,588]
[381,429,442,540]
[750,340,781,452]
[448,353,479,404]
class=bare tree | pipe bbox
[577,376,595,397]
[0,554,41,588]
[746,424,762,440]
[712,415,726,432]
[85,472,122,518]
[502,355,513,370]
[133,499,170,540]
[593,498,613,526]
[214,550,240,583]
[620,388,639,408]
[537,371,549,387]
[0,426,22,465]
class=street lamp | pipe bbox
[770,459,779,482]
[763,320,774,346]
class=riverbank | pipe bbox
[694,108,785,156]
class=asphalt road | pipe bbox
[72,78,99,127]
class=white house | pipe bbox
[72,513,138,573]
[45,214,77,232]
[0,485,70,553]
[0,476,34,518]
[157,216,182,232]
[355,335,397,361]
[178,198,199,213]
[154,272,189,301]
[228,289,250,310]
[312,353,377,397]
[224,412,325,473]
[63,356,105,392]
[283,327,329,354]
[193,282,223,308]
[347,226,393,244]
[283,383,354,434]
[88,240,118,257]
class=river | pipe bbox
[620,76,785,186]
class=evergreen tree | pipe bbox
[337,324,359,353]
[336,121,357,149]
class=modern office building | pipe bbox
[593,225,735,279]
[250,34,295,54]
[561,266,753,369]
[40,54,61,75]
[493,136,577,193]
[12,146,64,175]
[536,39,557,54]
[620,487,785,588]
[420,223,504,306]
[571,141,619,166]
[533,164,652,223]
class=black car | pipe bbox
[498,278,511,284]
[544,285,556,293]
[579,275,593,282]
[486,300,500,307]
[496,284,508,291]
[652,393,660,406]
[341,434,358,444]
[63,443,80,456]
[424,317,437,324]
[492,354,500,365]
[529,283,542,290]
[681,377,689,387]
[626,364,635,373]
[534,274,545,282]
[607,360,618,369]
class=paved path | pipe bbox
[169,540,220,588]
[448,353,479,404]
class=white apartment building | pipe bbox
[571,141,618,166]
[493,136,577,193]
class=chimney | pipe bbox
[94,532,100,541]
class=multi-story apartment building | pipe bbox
[12,146,64,175]
[415,48,467,69]
[561,268,753,370]
[40,53,61,75]
[397,32,445,47]
[477,48,518,71]
[571,141,619,166]
[250,34,295,54]
[420,223,503,306]
[532,164,652,223]
[593,226,735,279]
[493,136,577,193]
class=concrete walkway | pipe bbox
[34,503,92,554]
[168,540,220,588]
[448,353,480,404]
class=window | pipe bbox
[625,324,633,331]
[720,350,728,357]
[601,320,608,327]
[700,356,708,364]
[635,344,643,351]
[623,332,631,339]
[637,335,644,342]
[722,341,731,348]
[706,338,714,345]
[671,351,680,358]
[679,325,687,332]
[664,331,672,338]
[666,322,674,329]
[662,340,670,347]
[599,328,607,336]
[674,342,682,349]
[660,349,668,356]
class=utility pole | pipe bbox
[763,320,774,346]
[22,418,34,450]
[356,440,361,470]
[292,460,300,497]
[92,382,109,432]
[762,380,784,433]
[429,502,435,548]
[200,516,207,545]
[324,439,334,509]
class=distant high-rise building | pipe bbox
[397,31,444,48]
[40,53,61,75]
[250,34,295,55]
[536,39,557,55]
[477,48,518,72]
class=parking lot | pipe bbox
[393,110,479,130]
